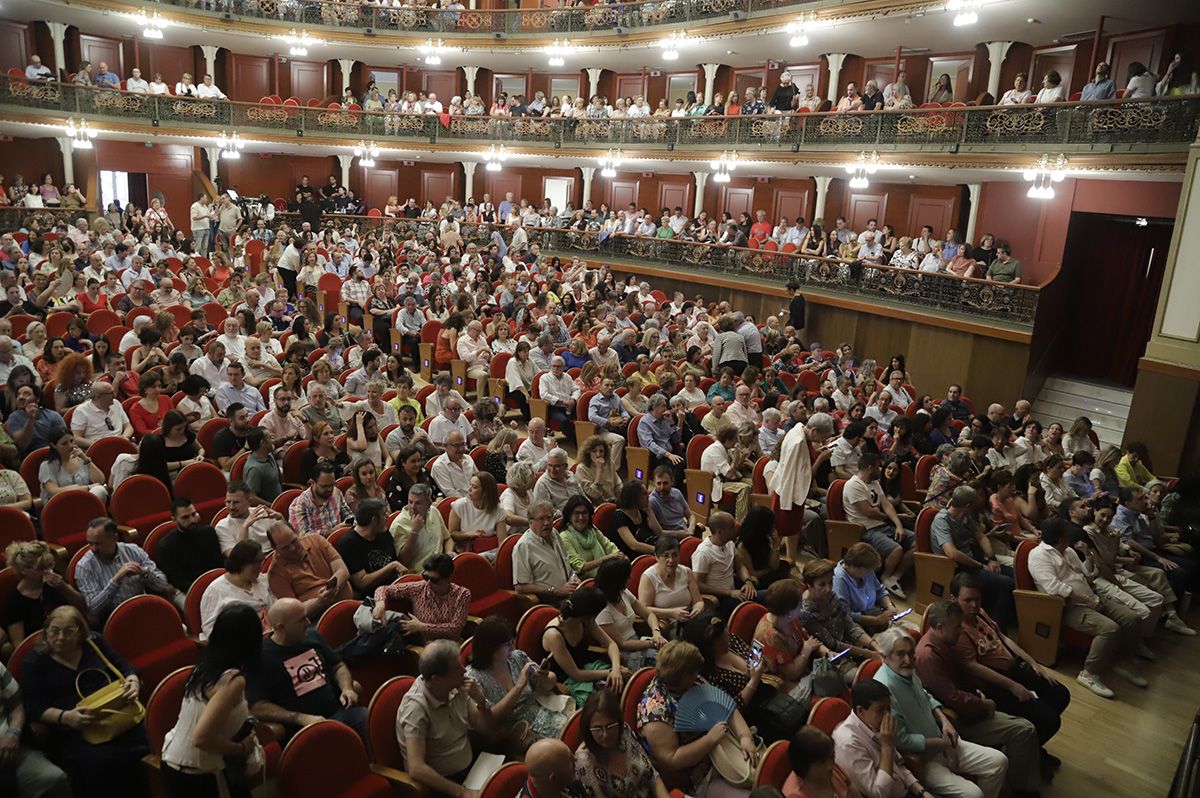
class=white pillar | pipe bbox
[46,22,68,81]
[984,41,1014,102]
[585,68,603,100]
[824,53,848,103]
[965,183,982,244]
[813,175,832,224]
[701,63,720,106]
[204,147,220,182]
[461,66,479,97]
[55,137,75,186]
[463,161,477,203]
[337,59,356,94]
[692,171,708,218]
[580,166,595,208]
[200,45,219,80]
[337,154,353,188]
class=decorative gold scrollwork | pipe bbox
[878,270,920,296]
[460,11,483,29]
[984,110,1046,135]
[807,260,839,284]
[700,0,734,12]
[247,106,289,124]
[317,111,359,127]
[686,119,729,139]
[568,231,600,251]
[450,117,489,137]
[585,6,616,27]
[961,283,1010,312]
[10,82,59,102]
[575,121,611,140]
[1090,105,1167,131]
[523,10,549,29]
[817,115,864,137]
[896,113,954,136]
[748,118,786,139]
[172,100,218,118]
[94,92,147,113]
[742,253,772,274]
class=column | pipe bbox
[964,183,982,244]
[984,41,1014,101]
[461,66,479,97]
[203,147,220,181]
[200,45,220,79]
[824,53,848,103]
[337,154,353,187]
[55,137,75,186]
[813,175,832,224]
[692,171,708,218]
[46,22,68,81]
[585,68,603,100]
[580,165,595,208]
[701,63,720,106]
[337,59,356,94]
[463,160,477,203]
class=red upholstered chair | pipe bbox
[625,413,651,483]
[0,506,37,562]
[728,600,767,646]
[365,676,424,795]
[621,666,656,727]
[86,309,122,337]
[278,720,391,798]
[141,521,176,567]
[418,320,442,382]
[628,554,655,593]
[197,418,230,461]
[824,479,863,561]
[66,545,90,586]
[40,490,107,555]
[560,709,584,751]
[592,502,617,536]
[453,551,518,623]
[854,658,883,684]
[315,599,360,647]
[515,604,560,661]
[807,697,851,735]
[754,740,791,789]
[18,447,48,497]
[683,434,714,522]
[104,595,199,699]
[184,568,225,637]
[146,666,191,759]
[914,454,936,493]
[282,440,311,486]
[573,390,598,444]
[913,506,957,612]
[679,536,701,567]
[481,762,529,798]
[8,629,43,682]
[111,474,173,540]
[173,462,228,524]
[488,352,513,404]
[273,489,302,515]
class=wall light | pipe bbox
[1023,153,1067,199]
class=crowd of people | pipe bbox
[0,176,1197,798]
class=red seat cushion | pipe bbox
[470,590,516,620]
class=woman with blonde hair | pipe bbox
[577,435,622,505]
[21,320,46,360]
[621,375,649,417]
[3,540,86,647]
[309,357,346,401]
[576,360,602,392]
[484,427,519,485]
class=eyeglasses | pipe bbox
[46,625,80,637]
[587,722,622,735]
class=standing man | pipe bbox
[190,193,214,256]
[216,193,243,255]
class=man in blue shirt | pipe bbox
[93,60,120,90]
[648,465,695,538]
[5,384,66,456]
[1080,62,1116,101]
[587,377,628,469]
[636,394,683,483]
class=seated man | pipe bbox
[724,384,760,428]
[951,572,1071,758]
[512,499,580,603]
[587,377,628,468]
[915,601,1042,798]
[373,553,471,643]
[700,426,753,522]
[637,394,685,484]
[216,483,282,555]
[428,397,475,448]
[931,486,1016,629]
[531,449,584,513]
[844,453,914,599]
[834,680,933,798]
[265,521,353,620]
[831,421,866,480]
[287,462,353,538]
[648,465,697,539]
[385,404,438,461]
[1115,441,1155,488]
[939,384,972,423]
[539,356,579,436]
[456,319,492,386]
[249,597,367,741]
[517,418,557,472]
[700,395,732,436]
[156,497,224,594]
[75,518,184,622]
[1111,487,1198,604]
[396,638,496,796]
[873,628,1009,798]
[692,511,756,616]
[338,498,404,595]
[391,484,454,573]
[430,430,477,498]
[211,403,253,470]
[1027,518,1145,698]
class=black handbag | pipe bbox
[746,681,808,744]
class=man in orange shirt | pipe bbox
[266,521,353,621]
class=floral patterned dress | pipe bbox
[637,677,710,794]
[574,728,661,798]
[465,649,569,740]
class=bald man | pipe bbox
[518,739,584,798]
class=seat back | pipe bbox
[914,454,936,491]
[915,506,938,553]
[366,675,415,768]
[827,479,847,521]
[628,554,655,593]
[451,551,500,603]
[592,502,617,535]
[279,720,382,798]
[40,490,107,553]
[141,521,176,565]
[686,434,712,469]
[18,446,49,497]
[282,440,311,485]
[854,658,882,684]
[679,536,701,567]
[515,604,560,660]
[621,666,656,728]
[807,696,851,734]
[728,600,767,645]
[481,762,530,798]
[105,594,198,696]
[173,462,228,523]
[560,709,584,751]
[0,506,37,560]
[197,418,230,455]
[1014,539,1038,591]
[146,665,192,756]
[112,474,173,538]
[315,599,362,648]
[494,533,521,590]
[755,739,791,789]
[185,569,225,636]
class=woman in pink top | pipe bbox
[783,726,861,798]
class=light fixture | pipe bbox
[483,145,508,172]
[1135,217,1149,227]
[1023,154,1067,199]
[659,31,686,61]
[844,150,879,188]
[946,0,981,26]
[709,150,738,183]
[354,140,380,168]
[64,118,97,149]
[279,29,320,57]
[137,10,167,39]
[597,148,623,178]
[545,39,575,67]
[785,12,816,47]
[418,39,449,66]
[217,130,245,160]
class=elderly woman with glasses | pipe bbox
[575,689,671,798]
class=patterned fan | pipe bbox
[673,683,736,733]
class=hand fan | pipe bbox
[674,683,736,733]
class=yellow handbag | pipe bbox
[74,637,146,745]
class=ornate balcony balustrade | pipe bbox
[5,77,1197,156]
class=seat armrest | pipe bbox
[370,764,427,797]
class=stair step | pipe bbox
[1035,389,1133,421]
[1040,377,1133,408]
[1034,400,1127,434]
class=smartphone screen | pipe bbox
[749,640,764,668]
[325,576,338,591]
[829,647,852,663]
[892,608,913,622]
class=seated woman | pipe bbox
[471,398,506,447]
[988,469,1040,560]
[344,455,387,514]
[53,352,94,412]
[542,586,626,708]
[197,541,274,641]
[483,428,518,485]
[736,507,793,593]
[176,374,216,434]
[637,640,756,798]
[560,495,623,581]
[384,444,436,510]
[577,435,622,506]
[784,726,860,798]
[2,540,86,648]
[40,429,108,503]
[301,421,351,481]
[129,328,168,375]
[159,410,204,479]
[0,462,34,512]
[637,536,706,626]
[448,472,508,559]
[612,479,665,557]
[130,372,173,438]
[832,543,898,632]
[21,606,151,798]
[752,579,826,705]
[595,557,665,670]
[574,690,672,798]
[346,410,391,471]
[796,561,882,681]
[465,616,571,752]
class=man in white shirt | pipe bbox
[588,335,620,371]
[119,317,153,354]
[512,501,579,603]
[70,381,133,447]
[516,418,556,472]
[724,384,760,429]
[884,372,913,410]
[424,375,466,418]
[1027,518,1144,699]
[538,357,579,433]
[843,453,913,598]
[215,317,246,362]
[855,219,881,245]
[430,431,476,498]
[865,391,898,429]
[772,217,804,247]
[195,74,227,99]
[423,93,443,114]
[428,398,474,447]
[857,231,884,264]
[668,208,689,236]
[25,55,52,81]
[699,427,752,523]
[455,320,491,383]
[692,511,755,615]
[215,362,266,415]
[125,67,150,94]
[832,421,867,480]
[626,96,651,117]
[190,341,230,395]
[190,193,214,255]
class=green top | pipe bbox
[986,257,1021,283]
[559,525,619,579]
[873,662,943,754]
[655,226,674,239]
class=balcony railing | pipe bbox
[112,0,809,37]
[273,213,1040,323]
[6,77,1198,155]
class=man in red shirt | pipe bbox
[749,209,773,241]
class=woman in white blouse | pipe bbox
[504,341,536,418]
[919,240,946,272]
[1015,420,1048,467]
[1000,73,1032,105]
[490,323,517,356]
[676,373,707,410]
[175,73,197,97]
[889,236,920,269]
[1036,71,1066,104]
[148,73,169,95]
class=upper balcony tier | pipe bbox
[6,76,1198,158]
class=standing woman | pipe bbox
[504,340,536,420]
[366,282,394,349]
[161,603,264,797]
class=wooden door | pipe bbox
[1107,32,1167,85]
[615,74,645,101]
[78,34,124,77]
[658,182,691,215]
[0,22,31,74]
[773,189,811,225]
[787,64,822,97]
[863,60,895,93]
[145,45,196,89]
[421,170,456,206]
[1030,46,1076,97]
[290,60,328,102]
[542,176,576,211]
[733,69,763,98]
[906,197,955,240]
[363,169,399,212]
[230,55,271,102]
[846,192,887,232]
[721,187,755,219]
[954,62,971,101]
[608,179,639,210]
[422,71,458,104]
[486,174,523,207]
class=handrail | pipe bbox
[5,76,1198,154]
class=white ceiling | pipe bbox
[11,0,1200,75]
